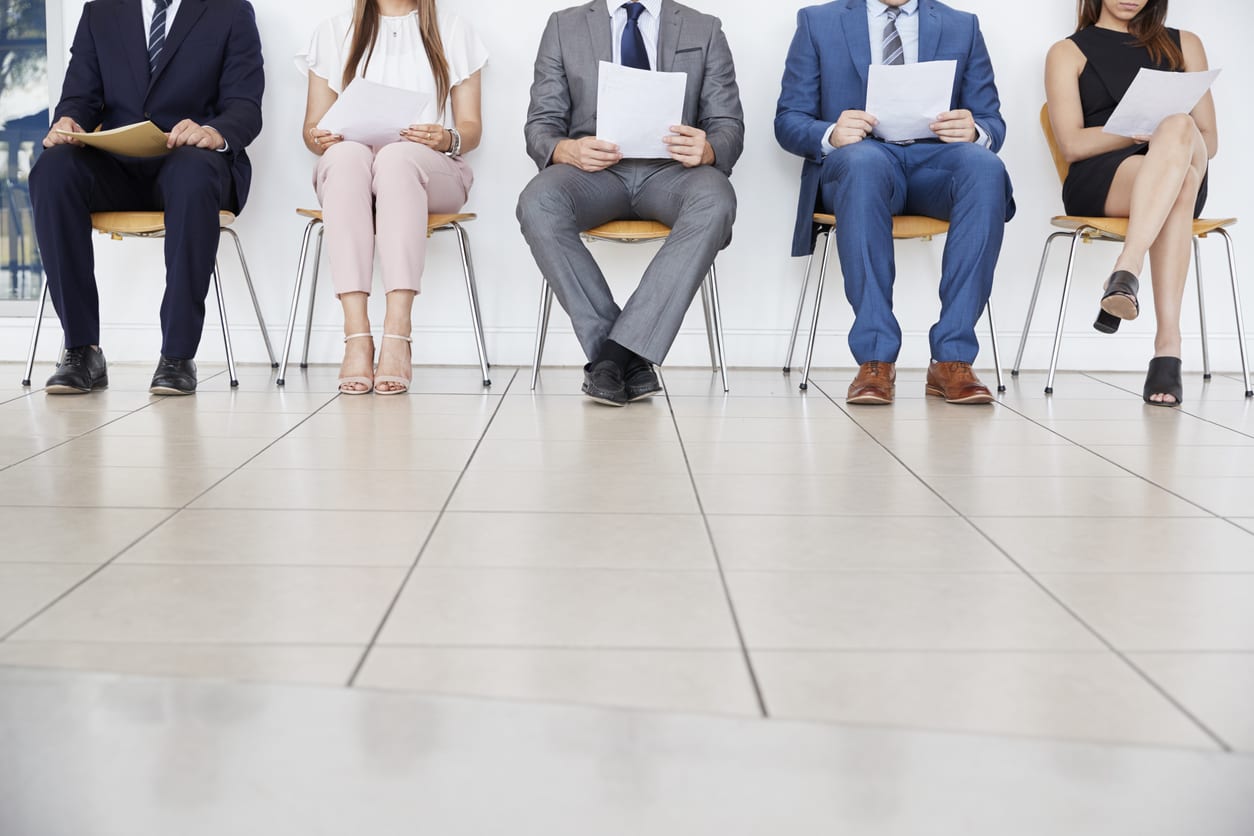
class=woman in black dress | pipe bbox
[1045,0,1217,406]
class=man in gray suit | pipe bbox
[517,0,744,406]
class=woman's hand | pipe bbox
[307,127,342,155]
[402,123,451,152]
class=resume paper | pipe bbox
[596,61,688,159]
[866,60,957,143]
[318,79,430,147]
[1103,68,1220,138]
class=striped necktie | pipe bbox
[882,8,905,66]
[148,0,171,75]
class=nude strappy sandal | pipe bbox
[374,333,412,396]
[337,333,375,395]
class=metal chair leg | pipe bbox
[785,231,823,373]
[222,226,277,368]
[986,300,1005,393]
[451,223,491,387]
[699,280,718,370]
[21,282,50,387]
[212,262,239,388]
[1216,228,1253,398]
[530,279,555,390]
[800,229,836,392]
[1013,231,1069,376]
[277,218,319,386]
[708,261,729,392]
[301,225,325,369]
[1194,236,1211,380]
[1045,231,1086,395]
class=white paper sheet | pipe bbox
[1103,68,1220,138]
[317,79,431,147]
[595,61,688,159]
[865,60,957,143]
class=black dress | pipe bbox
[1062,26,1207,218]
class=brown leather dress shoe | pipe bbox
[847,361,896,405]
[926,361,994,404]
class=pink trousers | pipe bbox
[314,141,473,296]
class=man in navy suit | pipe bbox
[775,0,1014,405]
[30,0,264,395]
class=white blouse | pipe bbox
[296,10,488,128]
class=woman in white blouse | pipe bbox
[298,0,487,394]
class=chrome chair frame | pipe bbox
[528,226,729,393]
[21,216,275,389]
[276,212,491,388]
[783,216,1006,394]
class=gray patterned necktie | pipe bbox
[148,0,171,75]
[882,7,905,66]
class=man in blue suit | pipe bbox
[30,0,264,395]
[775,0,1013,405]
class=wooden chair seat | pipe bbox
[813,213,951,240]
[295,208,476,236]
[1050,216,1237,241]
[91,210,236,237]
[582,220,672,242]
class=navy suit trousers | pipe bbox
[30,144,234,359]
[819,140,1014,365]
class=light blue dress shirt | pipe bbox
[822,0,990,152]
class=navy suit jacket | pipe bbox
[775,0,1006,256]
[54,0,265,211]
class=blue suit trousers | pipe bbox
[819,140,1014,365]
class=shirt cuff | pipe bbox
[207,126,229,153]
[821,124,838,156]
[973,122,992,149]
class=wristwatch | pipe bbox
[445,127,462,158]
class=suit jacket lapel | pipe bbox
[841,0,872,90]
[149,0,208,93]
[113,0,149,97]
[585,0,612,66]
[656,1,682,72]
[918,0,942,63]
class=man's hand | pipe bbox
[43,116,84,149]
[930,110,978,143]
[829,110,877,148]
[167,119,226,151]
[664,125,714,168]
[553,137,622,172]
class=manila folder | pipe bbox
[56,121,171,158]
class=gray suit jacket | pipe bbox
[524,0,745,177]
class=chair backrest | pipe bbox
[1040,103,1071,185]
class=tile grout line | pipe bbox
[1078,371,1254,441]
[344,368,519,688]
[0,380,343,643]
[808,378,1235,754]
[659,369,771,719]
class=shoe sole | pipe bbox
[149,386,194,396]
[584,393,627,407]
[46,377,108,395]
[846,394,893,405]
[1100,294,1139,320]
[627,388,662,403]
[925,385,994,404]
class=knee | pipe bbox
[951,145,1009,198]
[822,142,894,193]
[322,140,373,171]
[163,146,227,189]
[29,145,92,192]
[373,141,436,180]
[1152,113,1202,151]
[681,173,737,232]
[516,175,573,232]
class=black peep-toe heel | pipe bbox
[1143,356,1183,407]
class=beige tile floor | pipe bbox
[1,360,1253,760]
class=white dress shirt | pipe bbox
[142,0,183,39]
[607,0,661,69]
[822,0,990,152]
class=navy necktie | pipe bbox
[148,0,171,75]
[620,2,650,71]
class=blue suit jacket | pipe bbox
[54,0,265,211]
[775,0,1006,256]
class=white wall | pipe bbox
[5,0,1251,373]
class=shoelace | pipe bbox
[59,348,86,369]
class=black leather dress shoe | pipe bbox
[582,361,627,407]
[150,356,197,395]
[624,359,662,401]
[45,346,108,394]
